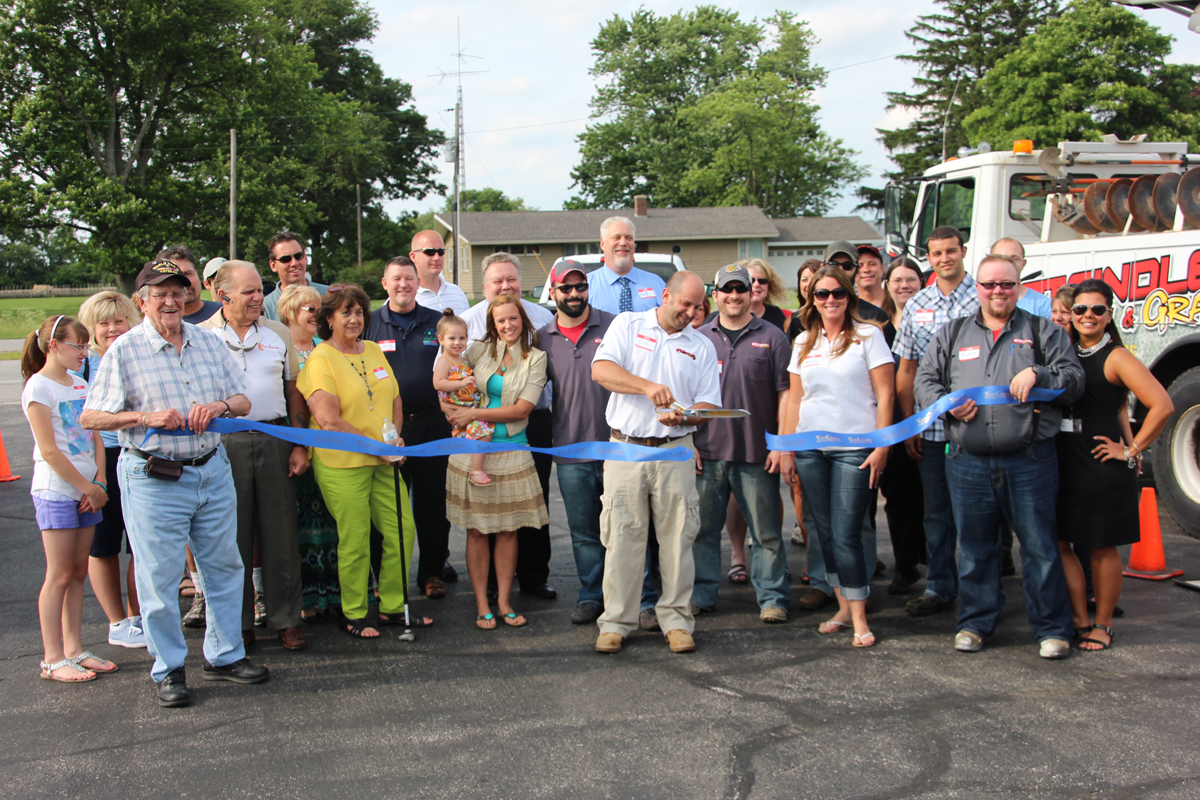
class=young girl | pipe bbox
[433,309,494,486]
[21,315,115,682]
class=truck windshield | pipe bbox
[916,177,976,247]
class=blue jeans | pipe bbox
[918,441,959,602]
[945,439,1073,642]
[692,459,791,611]
[118,447,245,682]
[806,494,877,596]
[557,461,605,604]
[793,450,874,601]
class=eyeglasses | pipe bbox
[57,340,87,352]
[554,283,589,294]
[717,283,750,294]
[750,277,770,286]
[273,251,306,264]
[978,281,1018,292]
[148,290,187,302]
[1072,304,1109,317]
[826,260,857,270]
[813,287,850,300]
[299,305,317,314]
[415,248,446,257]
[889,276,921,285]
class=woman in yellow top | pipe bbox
[441,295,548,630]
[297,285,425,638]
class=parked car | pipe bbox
[537,253,687,308]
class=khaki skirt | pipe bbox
[446,450,549,535]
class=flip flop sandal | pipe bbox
[342,618,380,639]
[853,631,877,648]
[727,564,749,585]
[378,612,434,627]
[469,471,492,486]
[40,658,96,683]
[70,651,118,673]
[476,613,497,630]
[502,612,527,627]
[1077,624,1114,651]
[818,619,850,635]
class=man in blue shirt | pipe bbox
[991,238,1053,319]
[587,216,666,315]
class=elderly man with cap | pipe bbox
[587,216,665,315]
[157,245,221,325]
[915,254,1082,658]
[199,260,308,652]
[591,271,720,654]
[537,260,621,624]
[81,260,267,708]
[691,264,792,621]
[263,232,327,322]
[410,230,470,314]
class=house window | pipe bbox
[564,242,601,257]
[494,244,541,256]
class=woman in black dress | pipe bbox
[1057,279,1173,650]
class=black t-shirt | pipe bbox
[718,321,748,346]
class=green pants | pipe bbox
[312,455,415,621]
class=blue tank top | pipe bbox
[485,373,527,445]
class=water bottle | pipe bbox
[381,418,401,464]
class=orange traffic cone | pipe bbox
[0,427,20,482]
[1123,487,1182,580]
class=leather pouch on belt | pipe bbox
[145,455,183,482]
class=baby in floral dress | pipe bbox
[433,310,494,486]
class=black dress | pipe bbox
[1056,339,1140,547]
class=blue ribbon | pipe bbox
[145,417,693,463]
[767,385,1064,451]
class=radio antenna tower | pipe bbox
[430,19,486,285]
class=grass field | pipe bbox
[0,296,96,340]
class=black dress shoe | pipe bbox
[157,667,191,707]
[520,583,558,600]
[201,657,270,684]
[442,560,458,582]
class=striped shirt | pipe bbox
[891,274,980,442]
[84,318,250,458]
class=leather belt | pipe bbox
[125,447,218,467]
[610,428,688,448]
[404,410,430,422]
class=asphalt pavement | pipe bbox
[0,358,1197,800]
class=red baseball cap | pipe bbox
[857,244,884,261]
[550,260,587,284]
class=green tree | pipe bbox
[567,7,859,215]
[0,0,442,289]
[864,0,1060,214]
[964,0,1200,150]
[444,188,531,214]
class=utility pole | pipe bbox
[229,129,237,259]
[356,183,362,267]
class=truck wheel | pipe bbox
[1153,366,1200,538]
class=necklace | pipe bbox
[1076,332,1111,358]
[336,340,373,410]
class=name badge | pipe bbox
[914,309,935,324]
[1060,417,1083,433]
[718,360,723,375]
[958,346,980,361]
[378,340,396,352]
[638,287,656,299]
[372,367,390,380]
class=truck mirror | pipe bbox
[885,231,908,258]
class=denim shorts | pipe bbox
[32,495,103,531]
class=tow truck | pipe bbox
[885,136,1200,536]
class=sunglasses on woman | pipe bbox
[812,287,849,300]
[1072,304,1109,317]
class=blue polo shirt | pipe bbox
[365,303,443,417]
[587,265,665,314]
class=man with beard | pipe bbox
[587,216,665,315]
[537,262,617,624]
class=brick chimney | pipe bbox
[633,195,648,217]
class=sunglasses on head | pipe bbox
[415,248,445,257]
[1072,303,1109,317]
[812,287,849,300]
[273,251,306,264]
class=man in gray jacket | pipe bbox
[915,255,1084,660]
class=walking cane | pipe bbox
[392,462,416,643]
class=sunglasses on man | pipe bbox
[414,248,446,257]
[273,251,306,264]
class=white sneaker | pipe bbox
[1039,638,1071,660]
[790,524,805,546]
[109,616,147,649]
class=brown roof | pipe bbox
[436,206,779,244]
[769,216,881,244]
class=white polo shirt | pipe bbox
[461,298,555,410]
[593,308,721,439]
[415,276,470,315]
[200,314,299,422]
[789,322,893,448]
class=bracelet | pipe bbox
[1124,444,1138,470]
[91,480,107,492]
[219,400,232,416]
[141,413,148,427]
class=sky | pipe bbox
[364,1,1200,222]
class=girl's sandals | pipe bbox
[343,618,380,638]
[378,612,434,627]
[469,471,492,486]
[40,658,96,683]
[1078,623,1114,651]
[727,564,749,585]
[502,612,526,627]
[476,613,497,630]
[70,651,118,673]
[818,619,850,635]
[852,631,877,648]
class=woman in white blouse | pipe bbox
[780,265,894,648]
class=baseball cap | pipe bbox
[135,260,189,291]
[714,263,752,290]
[203,256,227,282]
[550,260,587,284]
[857,244,884,261]
[824,240,858,265]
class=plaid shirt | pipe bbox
[891,274,980,442]
[85,318,250,458]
